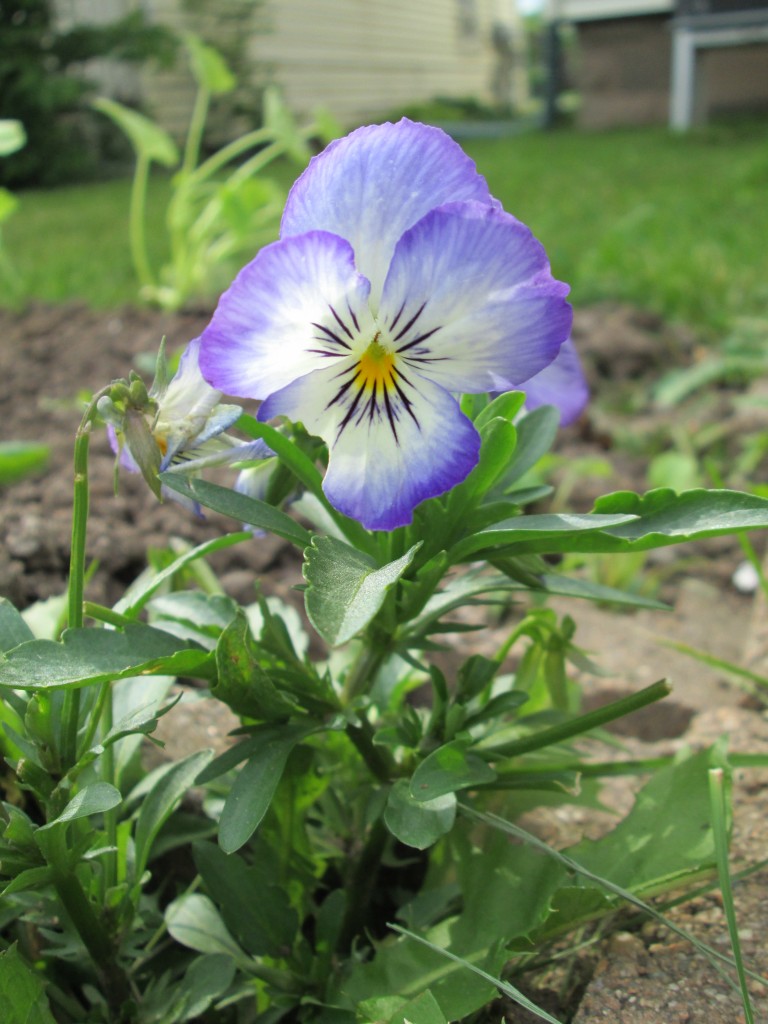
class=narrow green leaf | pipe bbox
[219,725,310,853]
[0,944,57,1024]
[180,954,237,1022]
[0,624,212,690]
[304,538,420,646]
[160,473,311,548]
[0,866,53,898]
[501,404,560,488]
[0,441,49,486]
[473,390,526,431]
[193,841,298,956]
[93,97,179,166]
[38,783,121,831]
[117,531,251,618]
[450,512,637,562]
[410,742,497,803]
[384,780,456,850]
[262,85,311,162]
[184,33,236,94]
[134,749,214,876]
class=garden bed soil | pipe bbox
[1,301,768,1022]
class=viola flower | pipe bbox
[199,119,573,530]
[518,338,589,426]
[101,337,267,507]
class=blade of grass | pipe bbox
[389,924,564,1024]
[708,768,755,1024]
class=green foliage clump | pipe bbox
[0,0,176,188]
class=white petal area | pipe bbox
[259,363,481,531]
[280,120,494,307]
[199,231,373,399]
[380,202,572,393]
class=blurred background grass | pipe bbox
[1,121,766,335]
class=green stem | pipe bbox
[44,829,131,1011]
[341,643,387,705]
[181,87,209,178]
[485,679,672,759]
[336,817,389,953]
[102,693,117,894]
[345,716,395,784]
[62,388,111,769]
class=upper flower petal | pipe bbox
[280,119,495,307]
[378,201,573,393]
[258,363,480,531]
[518,338,589,426]
[199,231,373,399]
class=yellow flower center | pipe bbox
[357,337,396,394]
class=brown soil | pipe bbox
[2,301,767,1023]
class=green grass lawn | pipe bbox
[1,121,767,334]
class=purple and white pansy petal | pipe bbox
[518,337,589,426]
[378,201,572,394]
[200,231,373,399]
[280,119,496,307]
[259,363,480,531]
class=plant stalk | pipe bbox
[486,678,672,759]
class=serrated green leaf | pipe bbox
[0,598,34,652]
[134,749,214,876]
[0,942,56,1024]
[384,780,456,850]
[361,988,448,1024]
[213,611,302,720]
[569,746,720,889]
[219,724,311,853]
[472,488,768,561]
[0,624,212,690]
[160,473,312,548]
[450,512,637,562]
[304,538,420,646]
[0,945,57,1024]
[410,743,497,803]
[93,97,179,166]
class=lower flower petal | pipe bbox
[518,338,589,426]
[259,364,480,531]
[380,201,572,393]
[199,231,373,399]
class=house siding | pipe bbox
[248,0,522,126]
[61,0,528,141]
